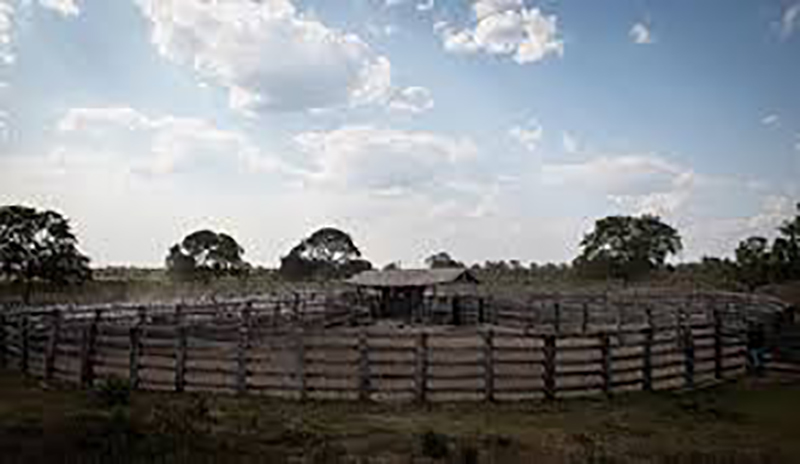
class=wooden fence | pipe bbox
[0,291,789,402]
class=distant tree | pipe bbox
[425,252,464,269]
[166,230,248,280]
[0,205,92,303]
[775,202,800,279]
[279,227,367,280]
[574,214,682,283]
[383,262,401,271]
[734,236,773,290]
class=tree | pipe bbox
[279,227,367,280]
[775,202,800,279]
[166,230,248,280]
[383,262,401,271]
[425,252,464,269]
[574,214,682,283]
[0,205,91,303]
[734,236,775,290]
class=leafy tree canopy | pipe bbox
[733,202,800,289]
[0,205,91,301]
[166,229,248,280]
[280,227,368,280]
[424,252,464,269]
[574,214,682,282]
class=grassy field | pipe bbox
[1,369,799,463]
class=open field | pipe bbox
[1,368,800,463]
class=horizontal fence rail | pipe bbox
[0,291,791,402]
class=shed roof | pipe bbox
[345,268,479,288]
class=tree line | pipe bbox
[1,202,799,302]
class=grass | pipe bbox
[1,370,800,463]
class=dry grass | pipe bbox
[2,368,800,463]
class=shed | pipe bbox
[346,268,479,322]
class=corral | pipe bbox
[0,289,791,402]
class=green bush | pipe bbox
[93,376,131,408]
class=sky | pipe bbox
[0,0,799,268]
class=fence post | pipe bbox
[642,326,653,391]
[80,310,100,388]
[293,293,301,323]
[175,305,187,393]
[358,328,371,401]
[20,314,29,375]
[295,328,306,400]
[600,333,612,396]
[129,326,140,390]
[483,328,495,402]
[237,302,251,395]
[543,335,556,401]
[45,309,62,382]
[0,312,6,369]
[553,301,561,334]
[582,302,589,334]
[478,298,485,324]
[416,332,428,403]
[713,309,722,380]
[683,326,695,389]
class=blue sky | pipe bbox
[0,0,799,267]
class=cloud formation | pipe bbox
[630,22,652,44]
[781,4,800,38]
[295,125,477,193]
[134,0,418,114]
[439,0,564,64]
[508,119,543,152]
[57,106,278,177]
[388,86,434,114]
[38,0,80,17]
[542,154,695,216]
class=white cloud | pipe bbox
[0,110,8,141]
[508,119,543,152]
[417,0,434,12]
[562,131,578,153]
[38,0,80,17]
[134,0,405,114]
[629,22,652,44]
[388,86,434,114]
[542,154,695,216]
[0,0,16,65]
[439,0,563,64]
[762,114,779,126]
[294,125,477,193]
[781,4,800,38]
[56,106,281,177]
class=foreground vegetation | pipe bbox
[1,370,799,463]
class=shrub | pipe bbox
[93,376,131,408]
